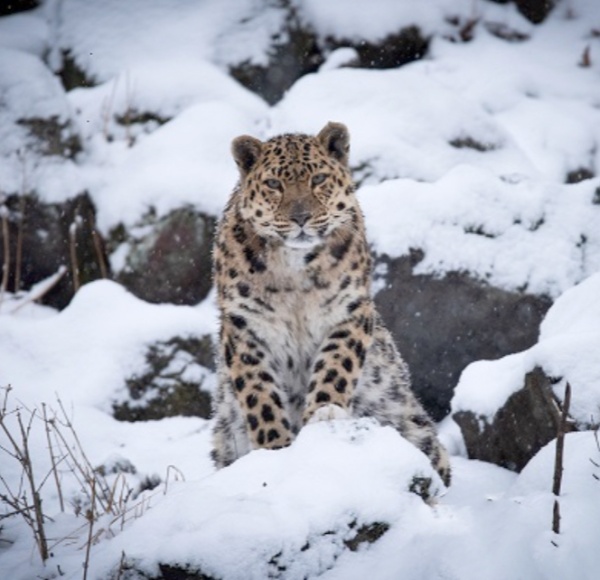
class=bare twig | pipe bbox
[82,479,96,580]
[552,382,572,539]
[14,151,28,293]
[14,196,25,294]
[0,389,149,571]
[579,45,591,68]
[0,392,49,562]
[0,204,10,305]
[10,266,67,313]
[115,551,128,580]
[124,71,134,147]
[69,217,81,293]
[17,408,49,561]
[164,465,185,495]
[91,226,108,279]
[101,76,120,141]
[42,403,65,512]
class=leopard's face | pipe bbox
[232,123,356,249]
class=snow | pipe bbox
[0,11,48,56]
[49,0,281,82]
[293,0,477,41]
[0,280,217,410]
[1,0,600,578]
[358,168,600,297]
[91,101,265,230]
[85,419,443,580]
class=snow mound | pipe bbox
[52,0,277,82]
[452,272,600,424]
[0,11,48,56]
[271,66,535,183]
[88,419,444,580]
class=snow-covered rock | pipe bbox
[452,272,600,469]
[0,48,83,201]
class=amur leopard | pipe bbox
[211,122,451,486]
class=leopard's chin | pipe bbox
[284,232,321,249]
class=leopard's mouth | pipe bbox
[284,231,321,249]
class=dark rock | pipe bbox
[0,193,108,310]
[565,167,595,184]
[230,22,324,105]
[58,50,96,91]
[17,116,81,158]
[449,135,498,152]
[329,26,429,69]
[453,367,577,471]
[374,251,552,421]
[112,336,214,422]
[229,8,428,105]
[481,0,556,23]
[344,521,390,551]
[0,0,39,16]
[156,565,216,580]
[514,0,556,24]
[109,561,216,580]
[110,207,216,306]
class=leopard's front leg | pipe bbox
[221,314,294,450]
[303,299,374,423]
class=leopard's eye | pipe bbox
[265,178,282,190]
[311,173,327,187]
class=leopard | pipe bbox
[211,121,451,486]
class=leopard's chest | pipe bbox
[248,246,349,384]
[254,253,339,359]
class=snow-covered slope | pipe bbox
[1,0,600,578]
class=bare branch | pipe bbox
[42,403,65,512]
[552,382,572,537]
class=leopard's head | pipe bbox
[232,122,357,249]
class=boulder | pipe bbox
[328,26,429,70]
[229,8,428,105]
[0,192,107,310]
[0,48,94,309]
[0,0,39,16]
[514,0,556,24]
[131,521,390,580]
[229,19,324,105]
[451,272,600,471]
[374,251,552,421]
[453,367,576,471]
[109,207,216,306]
[112,335,214,422]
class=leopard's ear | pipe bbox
[317,122,349,166]
[232,135,263,176]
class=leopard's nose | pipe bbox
[290,209,312,227]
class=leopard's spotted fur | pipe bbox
[211,122,451,485]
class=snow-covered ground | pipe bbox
[1,1,600,578]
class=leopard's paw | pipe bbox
[306,403,351,424]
